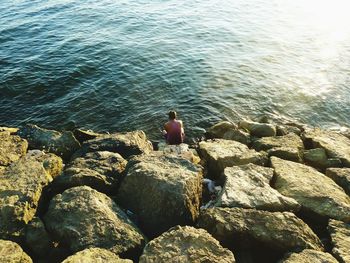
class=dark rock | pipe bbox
[17,124,80,160]
[117,154,202,237]
[304,148,328,169]
[139,226,235,263]
[73,129,101,144]
[44,186,146,258]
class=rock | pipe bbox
[0,153,60,240]
[158,143,200,164]
[279,249,338,263]
[216,164,300,212]
[267,147,302,163]
[44,186,146,258]
[222,129,251,145]
[303,128,350,167]
[0,239,32,263]
[326,168,350,196]
[52,151,127,194]
[0,132,28,166]
[25,217,53,259]
[304,148,328,169]
[276,125,302,136]
[271,157,350,223]
[17,124,80,160]
[62,248,132,263]
[328,219,350,263]
[198,139,268,177]
[326,158,343,168]
[239,120,276,137]
[139,226,235,263]
[206,121,238,138]
[0,126,19,134]
[26,150,64,179]
[197,207,323,252]
[117,154,202,237]
[72,130,153,160]
[73,128,101,144]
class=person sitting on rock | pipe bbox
[162,110,184,145]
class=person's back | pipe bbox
[163,111,184,145]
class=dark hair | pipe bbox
[168,110,177,120]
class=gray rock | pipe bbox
[326,168,350,196]
[25,217,53,259]
[276,125,302,136]
[73,128,101,144]
[0,132,28,166]
[44,186,146,257]
[206,121,238,138]
[216,164,300,212]
[222,129,251,145]
[0,153,62,240]
[17,124,80,160]
[117,154,202,237]
[279,249,338,263]
[139,226,235,263]
[0,239,32,263]
[267,147,302,163]
[328,219,350,263]
[271,157,350,223]
[53,151,127,194]
[304,148,328,169]
[239,120,276,137]
[198,139,268,177]
[72,130,153,159]
[303,128,350,167]
[197,207,323,252]
[62,248,132,263]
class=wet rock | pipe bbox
[198,139,268,177]
[239,120,276,137]
[271,157,350,223]
[44,186,146,258]
[328,219,350,263]
[117,154,202,237]
[0,131,28,166]
[279,249,338,263]
[197,207,323,252]
[73,128,101,144]
[216,164,300,212]
[0,153,62,240]
[0,239,32,263]
[222,129,251,145]
[72,130,153,159]
[25,217,53,259]
[303,128,350,167]
[62,248,132,263]
[326,168,350,196]
[52,151,127,194]
[304,148,328,169]
[139,226,235,263]
[206,121,237,138]
[17,124,80,160]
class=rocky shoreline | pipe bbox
[0,118,349,263]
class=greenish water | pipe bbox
[1,0,350,140]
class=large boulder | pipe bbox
[216,164,300,212]
[222,129,251,145]
[72,130,153,159]
[197,207,323,252]
[52,151,127,194]
[303,148,328,169]
[62,248,132,263]
[279,249,338,263]
[252,133,304,162]
[0,239,32,263]
[271,157,350,223]
[17,124,80,160]
[139,226,235,263]
[326,168,350,196]
[0,152,62,240]
[328,219,350,263]
[73,128,101,144]
[239,120,276,137]
[206,121,237,138]
[303,128,350,167]
[43,186,146,258]
[198,139,268,177]
[117,155,202,237]
[158,143,201,164]
[0,131,28,166]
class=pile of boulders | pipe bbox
[0,119,349,263]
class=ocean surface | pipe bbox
[1,0,350,140]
